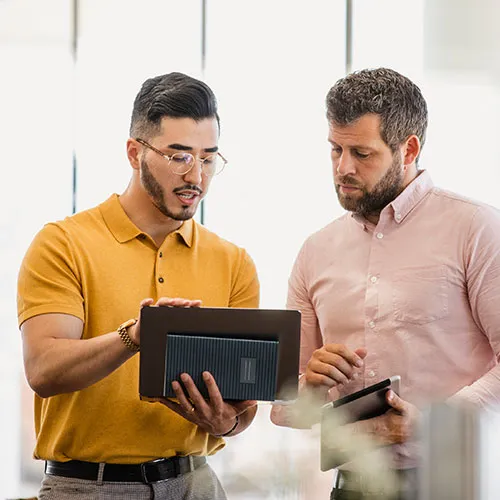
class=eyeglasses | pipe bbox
[135,138,228,177]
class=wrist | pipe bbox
[117,318,139,353]
[213,415,239,438]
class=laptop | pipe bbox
[139,306,301,402]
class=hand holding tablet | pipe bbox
[323,375,401,423]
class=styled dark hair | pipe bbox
[130,72,219,139]
[326,68,428,160]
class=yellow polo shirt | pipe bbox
[17,194,259,463]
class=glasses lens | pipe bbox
[202,154,226,176]
[169,153,194,174]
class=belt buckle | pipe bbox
[140,462,153,484]
[140,457,180,484]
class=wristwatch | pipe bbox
[117,318,139,352]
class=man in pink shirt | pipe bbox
[272,68,500,499]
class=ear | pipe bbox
[126,138,141,171]
[402,135,420,167]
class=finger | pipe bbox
[324,344,365,368]
[179,374,209,413]
[309,357,351,385]
[202,372,224,409]
[140,298,155,307]
[171,380,197,414]
[155,297,188,307]
[232,399,258,414]
[155,297,202,308]
[354,347,368,359]
[305,370,341,388]
[386,390,407,414]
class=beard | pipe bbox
[140,157,198,221]
[335,154,405,217]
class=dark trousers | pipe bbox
[330,469,418,500]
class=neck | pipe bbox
[364,212,381,225]
[119,183,183,247]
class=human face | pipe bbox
[138,117,219,221]
[329,114,406,219]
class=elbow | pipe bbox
[25,370,58,399]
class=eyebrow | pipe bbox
[168,143,219,153]
[328,139,373,151]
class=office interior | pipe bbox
[2,0,500,498]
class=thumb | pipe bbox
[233,400,258,414]
[386,390,406,413]
[354,347,368,359]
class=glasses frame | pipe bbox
[135,138,228,177]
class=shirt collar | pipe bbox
[389,169,434,224]
[350,169,434,228]
[99,194,193,247]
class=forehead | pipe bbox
[154,116,219,148]
[328,113,384,147]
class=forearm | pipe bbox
[271,377,333,429]
[25,331,134,398]
[450,363,500,409]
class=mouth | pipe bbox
[339,184,361,194]
[175,190,201,206]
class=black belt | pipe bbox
[45,456,207,484]
[332,468,418,500]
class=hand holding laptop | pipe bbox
[156,370,257,437]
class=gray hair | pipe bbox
[326,68,428,160]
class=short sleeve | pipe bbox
[17,223,84,327]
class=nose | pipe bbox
[335,152,356,177]
[183,159,203,185]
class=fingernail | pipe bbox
[203,372,210,381]
[356,360,363,367]
[387,390,394,401]
[352,373,359,380]
[181,373,189,382]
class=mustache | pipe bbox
[173,184,203,195]
[337,175,363,188]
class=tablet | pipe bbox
[324,375,401,423]
[320,375,400,471]
[139,306,301,402]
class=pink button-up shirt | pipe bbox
[288,170,500,466]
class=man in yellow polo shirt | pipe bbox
[17,72,259,500]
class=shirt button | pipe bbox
[370,276,378,284]
[369,320,375,328]
[368,370,376,377]
[158,277,164,283]
[395,213,402,222]
[159,252,163,258]
[376,232,384,239]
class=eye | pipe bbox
[171,153,192,164]
[201,155,215,165]
[331,146,342,156]
[354,150,369,159]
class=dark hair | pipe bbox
[130,72,219,139]
[326,68,428,160]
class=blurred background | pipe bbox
[2,0,500,498]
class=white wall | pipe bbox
[0,1,73,497]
